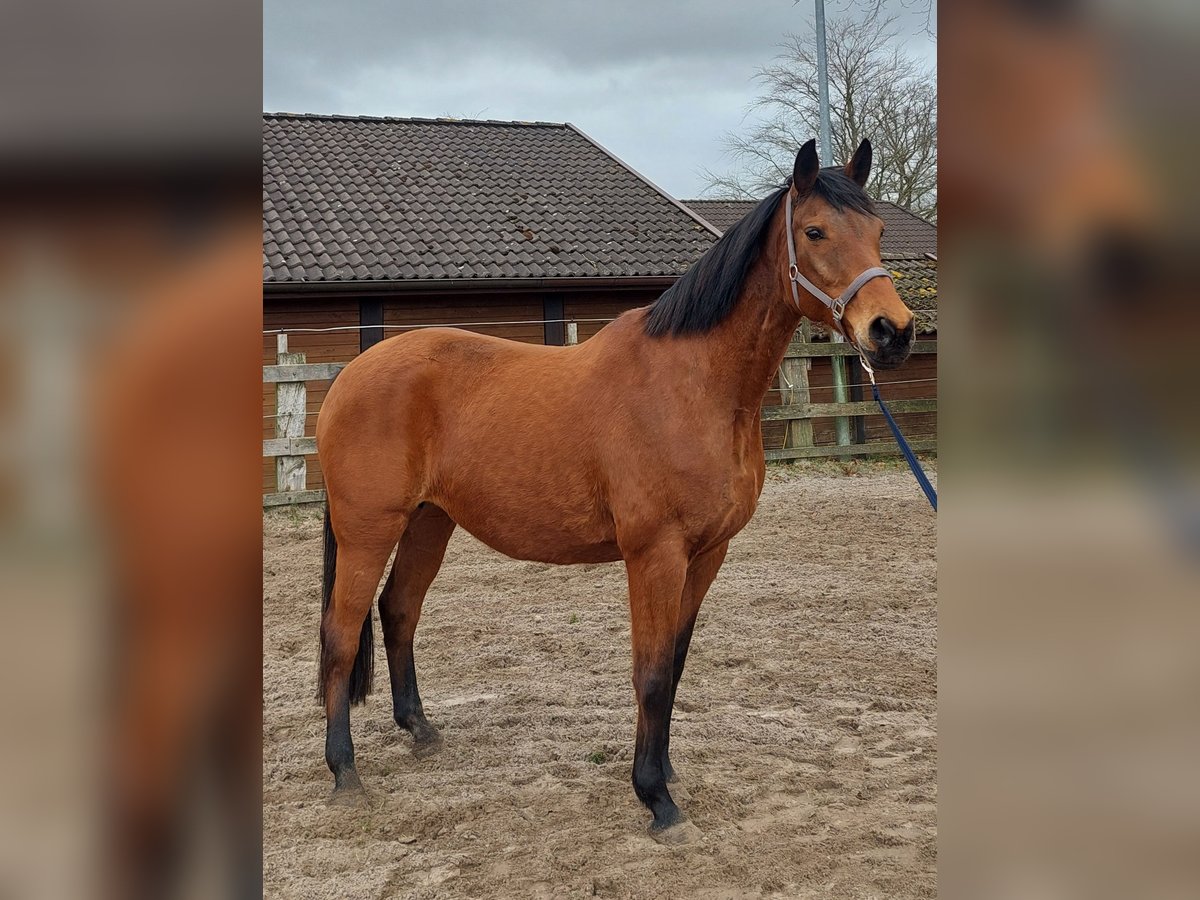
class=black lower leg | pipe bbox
[324,683,361,793]
[660,618,698,783]
[387,648,439,744]
[633,672,682,830]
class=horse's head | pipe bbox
[786,139,915,370]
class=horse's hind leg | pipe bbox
[379,503,456,756]
[321,512,404,804]
[662,540,729,784]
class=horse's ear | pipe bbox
[793,139,819,196]
[845,139,872,187]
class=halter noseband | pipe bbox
[785,188,893,329]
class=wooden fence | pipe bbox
[263,331,936,507]
[766,339,937,461]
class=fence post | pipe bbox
[779,346,814,452]
[829,333,852,446]
[275,333,307,494]
[847,357,867,445]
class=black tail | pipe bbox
[317,504,374,705]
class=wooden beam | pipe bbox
[543,295,565,346]
[263,437,317,457]
[764,439,936,461]
[784,339,938,359]
[762,398,937,421]
[263,489,326,507]
[263,362,345,383]
[360,299,384,352]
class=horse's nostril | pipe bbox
[869,316,897,346]
[868,317,914,351]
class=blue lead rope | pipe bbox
[870,378,938,512]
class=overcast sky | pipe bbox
[263,1,935,199]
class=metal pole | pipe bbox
[816,1,849,444]
[815,0,833,166]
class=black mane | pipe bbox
[645,168,875,337]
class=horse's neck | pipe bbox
[702,225,802,413]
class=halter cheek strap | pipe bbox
[785,189,893,325]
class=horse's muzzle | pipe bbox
[863,316,915,369]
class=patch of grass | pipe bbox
[585,750,607,765]
[568,613,579,625]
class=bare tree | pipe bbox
[702,16,937,221]
[855,0,935,38]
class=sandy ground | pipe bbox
[263,462,937,899]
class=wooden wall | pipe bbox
[563,291,661,341]
[383,295,545,344]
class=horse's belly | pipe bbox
[432,479,621,565]
[450,512,622,564]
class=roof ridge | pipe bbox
[874,199,937,227]
[564,123,723,239]
[263,111,569,129]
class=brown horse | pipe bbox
[315,138,915,843]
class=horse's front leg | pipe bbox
[623,537,699,844]
[662,540,729,785]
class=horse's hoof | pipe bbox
[328,785,369,808]
[650,819,702,846]
[412,731,444,758]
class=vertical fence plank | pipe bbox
[779,356,814,450]
[847,356,868,445]
[274,334,307,494]
[782,322,814,450]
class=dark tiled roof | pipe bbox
[887,258,938,334]
[263,113,719,284]
[683,198,937,258]
[682,199,762,233]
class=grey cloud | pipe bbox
[264,1,935,197]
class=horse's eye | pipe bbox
[805,227,824,242]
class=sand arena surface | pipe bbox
[264,463,936,899]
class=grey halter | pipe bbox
[785,188,893,326]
